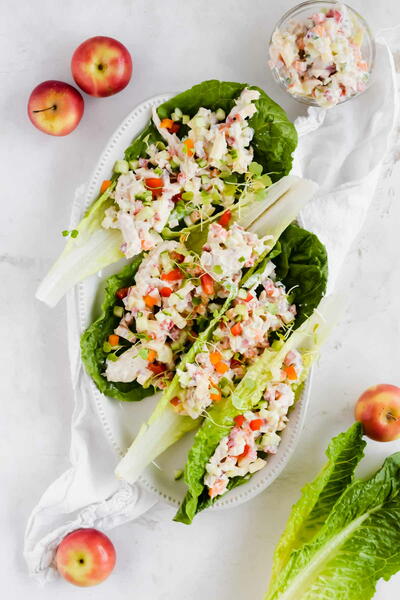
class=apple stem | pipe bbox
[32,105,57,114]
[387,412,399,423]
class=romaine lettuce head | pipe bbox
[36,80,297,307]
[266,436,400,600]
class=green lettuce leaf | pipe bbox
[131,80,298,182]
[80,254,155,402]
[37,80,297,306]
[266,448,400,600]
[273,223,328,326]
[174,297,336,524]
[269,422,366,581]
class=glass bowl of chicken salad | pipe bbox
[268,1,375,108]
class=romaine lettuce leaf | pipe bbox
[80,254,156,402]
[137,80,298,183]
[266,448,400,600]
[36,80,297,306]
[174,297,336,524]
[269,422,366,581]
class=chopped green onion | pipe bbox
[61,230,69,237]
[70,229,79,239]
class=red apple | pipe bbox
[355,384,400,442]
[55,528,116,587]
[27,80,84,136]
[71,36,132,97]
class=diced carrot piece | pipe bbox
[215,361,229,375]
[170,396,181,406]
[144,294,158,307]
[108,334,119,346]
[147,350,157,362]
[210,351,222,366]
[230,323,242,336]
[183,138,194,157]
[160,118,174,129]
[245,293,253,302]
[100,179,112,194]
[210,387,222,402]
[283,364,297,380]
[250,418,263,431]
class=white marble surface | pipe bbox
[1,0,400,598]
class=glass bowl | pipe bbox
[268,1,376,107]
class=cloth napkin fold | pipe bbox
[24,35,398,584]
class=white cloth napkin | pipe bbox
[24,35,398,584]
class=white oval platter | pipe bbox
[67,93,312,510]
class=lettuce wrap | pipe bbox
[174,295,337,524]
[36,80,297,307]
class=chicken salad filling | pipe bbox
[173,262,297,419]
[204,349,303,499]
[103,220,271,389]
[102,88,273,258]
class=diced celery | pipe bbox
[182,191,194,201]
[129,159,139,170]
[160,251,174,272]
[154,167,163,175]
[215,108,226,121]
[113,159,129,174]
[182,115,190,125]
[113,306,124,318]
[170,158,180,170]
[238,288,248,299]
[103,341,112,353]
[137,206,155,220]
[197,158,207,168]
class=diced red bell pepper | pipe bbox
[160,287,173,297]
[234,414,245,427]
[161,268,183,281]
[200,273,214,295]
[115,287,129,300]
[217,210,232,228]
[230,322,242,336]
[145,177,164,197]
[148,362,167,375]
[250,418,263,431]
